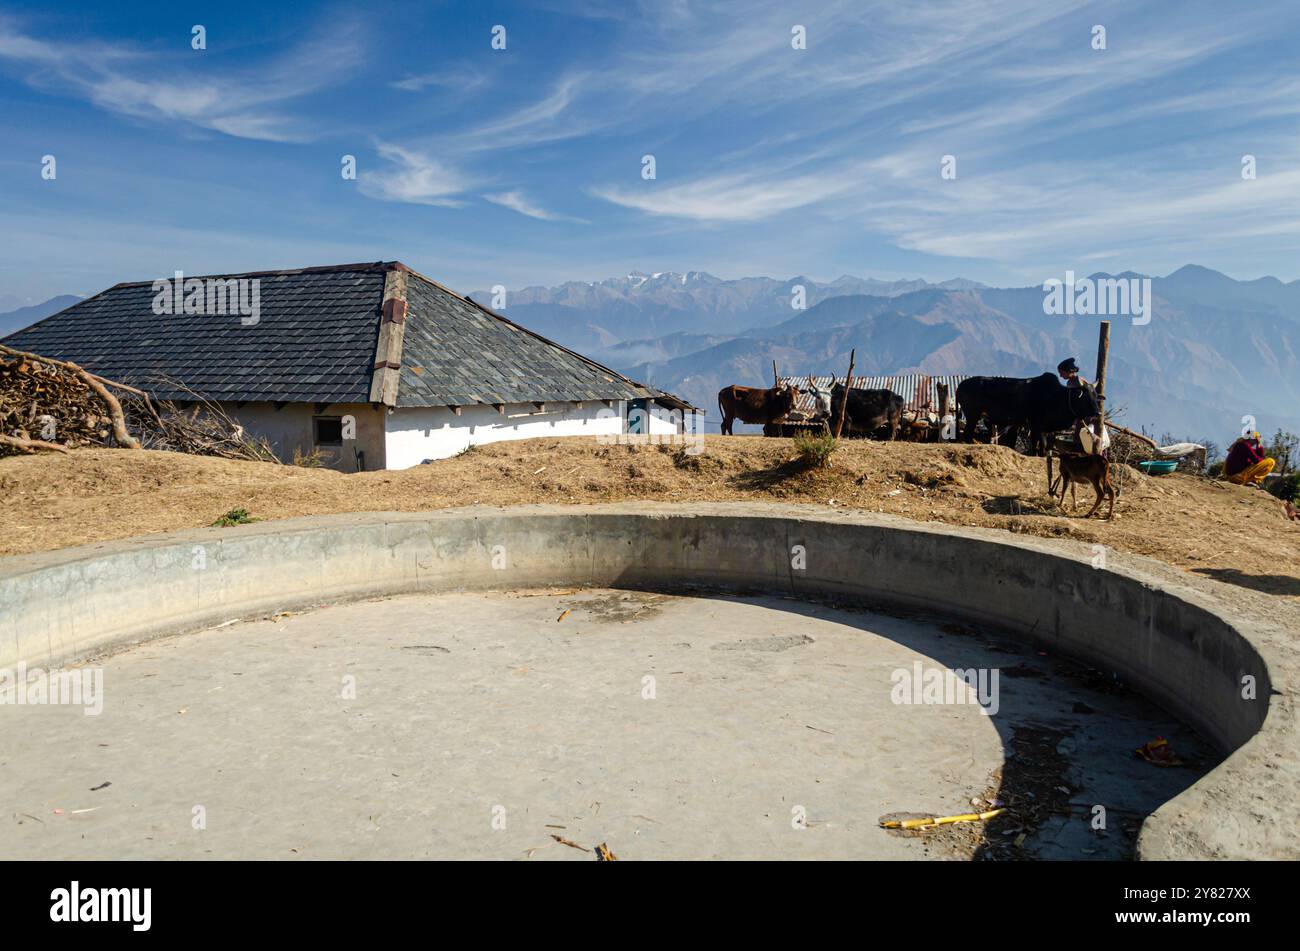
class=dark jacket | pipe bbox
[1225,438,1265,476]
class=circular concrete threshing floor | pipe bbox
[0,589,1214,860]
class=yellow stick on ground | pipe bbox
[881,808,1004,830]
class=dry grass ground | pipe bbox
[3,436,1298,600]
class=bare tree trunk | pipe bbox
[76,366,139,448]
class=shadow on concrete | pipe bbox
[627,585,1214,861]
[1192,567,1300,597]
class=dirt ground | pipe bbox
[2,436,1297,600]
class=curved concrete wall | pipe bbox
[1,503,1295,860]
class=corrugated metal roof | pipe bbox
[779,373,971,420]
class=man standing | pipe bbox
[1057,357,1088,389]
[1057,357,1107,454]
[1224,431,1275,486]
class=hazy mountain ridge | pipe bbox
[470,272,986,347]
[556,267,1300,439]
[8,267,1298,441]
[0,295,83,338]
[969,282,1300,431]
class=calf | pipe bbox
[717,383,800,436]
[829,383,905,440]
[1053,452,1116,519]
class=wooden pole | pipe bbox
[772,360,779,388]
[1094,321,1110,400]
[1093,320,1110,440]
[833,349,855,439]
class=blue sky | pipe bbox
[3,0,1300,306]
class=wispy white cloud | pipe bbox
[857,152,1300,270]
[360,144,474,206]
[592,163,871,221]
[444,74,591,152]
[12,0,1300,291]
[366,73,594,210]
[484,190,586,223]
[578,0,1296,278]
[0,16,365,142]
[902,30,1251,139]
[391,66,487,94]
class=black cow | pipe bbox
[957,373,1098,455]
[955,376,1029,446]
[829,383,905,440]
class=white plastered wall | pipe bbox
[219,401,386,472]
[384,401,617,468]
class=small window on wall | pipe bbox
[313,416,343,446]
[626,398,648,434]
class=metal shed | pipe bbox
[778,373,971,423]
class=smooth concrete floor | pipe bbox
[0,589,1212,860]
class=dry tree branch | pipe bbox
[0,343,140,449]
[0,433,69,454]
[1,347,274,462]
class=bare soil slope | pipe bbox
[2,437,1296,599]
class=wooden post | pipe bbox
[833,349,855,439]
[773,360,779,388]
[1093,320,1110,440]
[1094,320,1110,403]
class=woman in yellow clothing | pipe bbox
[1224,432,1275,486]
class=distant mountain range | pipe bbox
[0,295,83,338]
[470,271,987,348]
[9,266,1299,443]
[477,265,1300,441]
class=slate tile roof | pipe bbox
[2,262,697,411]
[2,264,387,403]
[399,271,648,406]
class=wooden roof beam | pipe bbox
[368,269,409,407]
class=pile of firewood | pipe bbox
[123,390,278,462]
[0,343,277,463]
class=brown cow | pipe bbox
[717,383,800,436]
